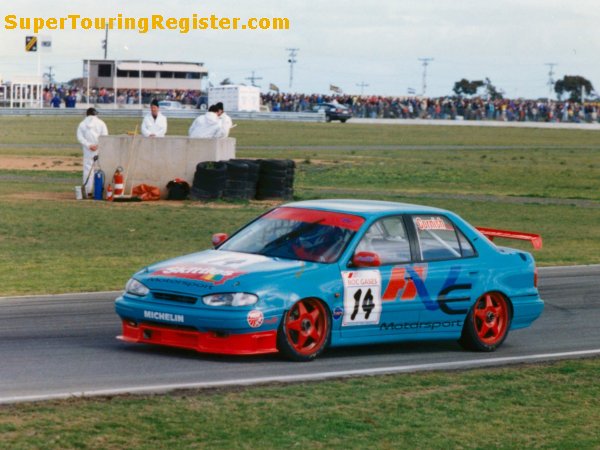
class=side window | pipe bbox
[412,215,464,261]
[355,216,411,265]
[457,229,476,257]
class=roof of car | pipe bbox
[284,199,447,216]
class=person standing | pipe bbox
[215,102,234,137]
[141,99,168,137]
[76,108,108,197]
[188,104,226,138]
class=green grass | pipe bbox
[1,116,600,148]
[0,119,599,295]
[1,358,599,449]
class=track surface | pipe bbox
[1,265,599,403]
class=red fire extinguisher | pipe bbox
[106,184,114,201]
[113,167,124,197]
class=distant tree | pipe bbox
[452,78,484,96]
[484,77,503,100]
[220,78,233,85]
[554,75,594,102]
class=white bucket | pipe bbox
[75,186,84,200]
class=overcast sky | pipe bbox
[1,0,598,98]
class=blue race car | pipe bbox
[115,199,543,361]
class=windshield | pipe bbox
[219,207,365,263]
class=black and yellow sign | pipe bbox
[25,36,37,52]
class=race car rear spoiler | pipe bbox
[476,227,543,250]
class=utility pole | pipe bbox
[245,70,263,87]
[286,48,299,90]
[418,58,433,96]
[356,81,369,96]
[545,62,557,98]
[44,66,54,86]
[102,25,108,59]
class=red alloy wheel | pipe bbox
[284,298,329,356]
[473,292,509,345]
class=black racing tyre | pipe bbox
[459,292,512,352]
[341,118,348,123]
[193,161,227,188]
[225,160,250,179]
[277,298,331,362]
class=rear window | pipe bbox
[412,215,475,261]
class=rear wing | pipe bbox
[476,227,543,250]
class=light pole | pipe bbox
[418,57,434,96]
[286,48,299,90]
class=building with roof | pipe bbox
[83,60,208,91]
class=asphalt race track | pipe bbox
[1,265,599,404]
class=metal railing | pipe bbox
[0,107,325,122]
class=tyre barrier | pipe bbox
[190,158,294,201]
[256,159,295,200]
[190,161,227,200]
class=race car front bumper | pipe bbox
[118,320,278,355]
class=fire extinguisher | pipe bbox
[93,168,105,201]
[113,166,125,197]
[106,184,113,201]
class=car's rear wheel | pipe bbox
[277,298,331,361]
[459,292,511,351]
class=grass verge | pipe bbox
[1,358,599,449]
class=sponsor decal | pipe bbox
[382,265,428,301]
[415,216,453,231]
[381,265,471,315]
[379,320,463,331]
[265,207,365,231]
[342,270,382,326]
[143,310,185,323]
[152,264,243,285]
[146,277,214,289]
[247,310,264,328]
[333,307,344,320]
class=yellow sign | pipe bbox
[25,36,37,52]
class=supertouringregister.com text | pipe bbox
[3,13,290,33]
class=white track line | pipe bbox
[2,348,599,405]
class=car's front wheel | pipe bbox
[459,292,511,351]
[277,298,331,361]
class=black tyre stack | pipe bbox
[256,159,295,200]
[223,160,251,200]
[190,158,294,201]
[190,161,227,200]
[231,159,260,199]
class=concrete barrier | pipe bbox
[98,136,236,197]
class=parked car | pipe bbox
[313,103,353,122]
[115,199,543,361]
[158,100,183,110]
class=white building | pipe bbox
[84,60,208,91]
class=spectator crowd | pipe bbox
[261,92,600,123]
[40,84,600,124]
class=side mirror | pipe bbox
[352,251,381,267]
[212,233,229,247]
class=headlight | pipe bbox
[202,293,258,307]
[125,278,150,297]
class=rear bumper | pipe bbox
[118,320,278,355]
[510,294,544,330]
